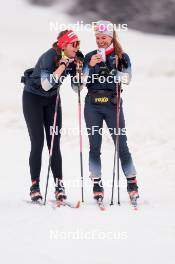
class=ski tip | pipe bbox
[75,201,81,208]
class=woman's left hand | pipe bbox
[59,57,69,67]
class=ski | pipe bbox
[25,199,43,206]
[129,192,139,211]
[130,197,138,210]
[55,200,80,209]
[95,199,106,211]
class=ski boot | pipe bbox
[92,177,104,201]
[127,177,139,207]
[55,179,67,201]
[30,180,42,201]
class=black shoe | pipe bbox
[127,177,139,199]
[55,180,67,201]
[92,178,104,201]
[30,180,42,201]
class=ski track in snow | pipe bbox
[0,1,175,264]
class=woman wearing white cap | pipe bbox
[83,20,139,203]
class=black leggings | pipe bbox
[22,91,62,183]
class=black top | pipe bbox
[24,48,76,97]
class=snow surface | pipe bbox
[0,1,175,264]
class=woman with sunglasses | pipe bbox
[22,30,81,202]
[83,21,139,203]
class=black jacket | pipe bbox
[23,48,76,97]
[82,50,132,92]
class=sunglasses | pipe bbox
[69,41,80,48]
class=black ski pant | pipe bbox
[22,91,62,183]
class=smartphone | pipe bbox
[97,48,106,62]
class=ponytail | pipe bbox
[113,30,123,59]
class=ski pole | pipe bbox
[77,62,84,202]
[110,82,121,206]
[43,87,60,205]
[116,83,121,205]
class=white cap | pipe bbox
[94,20,114,38]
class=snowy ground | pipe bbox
[0,1,175,264]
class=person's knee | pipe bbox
[31,137,44,154]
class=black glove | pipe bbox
[120,54,128,69]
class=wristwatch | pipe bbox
[60,62,67,68]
